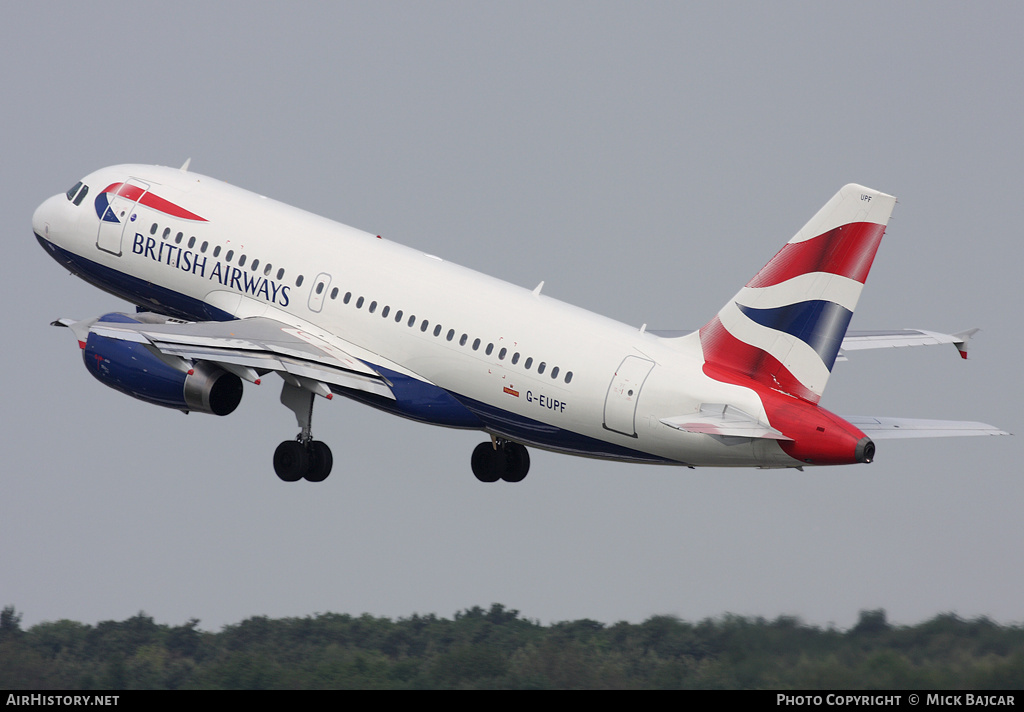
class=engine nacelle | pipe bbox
[82,313,243,415]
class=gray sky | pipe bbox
[3,1,1021,632]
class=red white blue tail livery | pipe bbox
[695,184,893,403]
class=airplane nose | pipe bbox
[33,194,61,241]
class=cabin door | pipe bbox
[603,356,655,437]
[96,178,150,256]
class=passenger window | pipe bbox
[251,259,259,271]
[538,362,546,374]
[382,306,390,318]
[395,310,403,322]
[238,254,246,266]
[264,264,272,276]
[408,316,416,327]
[420,320,429,332]
[175,232,183,244]
[369,301,377,314]
[316,282,324,295]
[433,324,442,337]
[447,329,455,342]
[344,292,352,304]
[296,275,304,287]
[551,366,559,379]
[213,246,221,257]
[330,287,339,300]
[163,228,171,239]
[472,338,480,351]
[525,357,533,370]
[356,296,364,308]
[511,352,520,365]
[188,236,196,248]
[150,223,158,235]
[485,343,494,356]
[276,268,285,280]
[226,250,234,262]
[201,241,208,253]
[498,348,507,360]
[460,334,468,346]
[564,371,573,384]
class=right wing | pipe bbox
[837,328,978,361]
[652,327,979,361]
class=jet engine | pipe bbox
[82,314,243,416]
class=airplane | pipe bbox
[33,163,1009,483]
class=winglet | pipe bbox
[51,316,97,348]
[952,328,979,360]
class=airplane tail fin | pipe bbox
[692,184,897,403]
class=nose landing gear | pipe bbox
[274,381,334,482]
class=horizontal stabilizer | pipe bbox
[842,416,1010,439]
[661,404,792,440]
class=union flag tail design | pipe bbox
[698,184,897,403]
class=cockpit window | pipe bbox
[65,181,89,206]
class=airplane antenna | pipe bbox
[179,158,192,172]
[532,281,544,296]
[639,323,647,334]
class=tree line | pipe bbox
[1,604,1022,689]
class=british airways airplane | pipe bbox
[33,163,1008,483]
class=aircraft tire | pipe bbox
[471,442,505,483]
[305,440,333,482]
[500,442,530,483]
[274,440,308,482]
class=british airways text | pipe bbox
[132,233,290,306]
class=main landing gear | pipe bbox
[274,381,334,483]
[471,438,530,483]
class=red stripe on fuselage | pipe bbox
[101,183,208,222]
[746,222,886,288]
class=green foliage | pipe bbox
[1,605,1022,689]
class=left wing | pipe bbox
[56,313,395,400]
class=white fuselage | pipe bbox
[33,164,805,468]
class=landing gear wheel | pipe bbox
[500,442,530,483]
[274,440,308,482]
[471,440,531,483]
[304,440,333,482]
[276,382,335,483]
[472,442,506,483]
